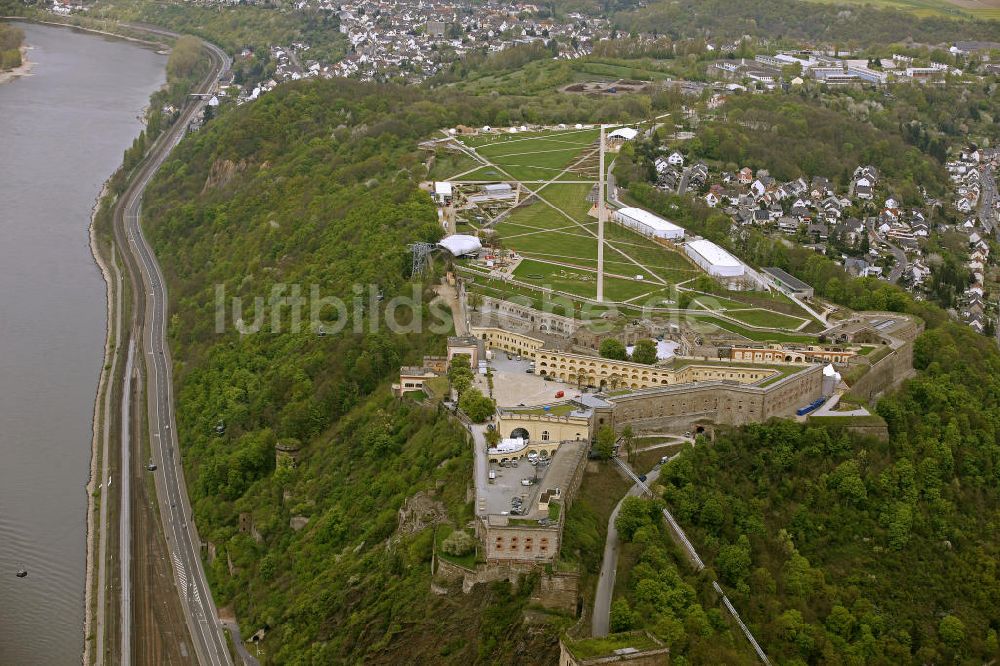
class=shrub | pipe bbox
[441,529,476,557]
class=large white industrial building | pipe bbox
[613,207,685,240]
[685,239,745,277]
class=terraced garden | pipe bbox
[449,126,824,342]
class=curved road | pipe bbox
[867,218,906,284]
[111,29,234,665]
[591,463,661,637]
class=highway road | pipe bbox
[109,29,234,665]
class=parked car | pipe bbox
[521,479,533,486]
[555,390,564,398]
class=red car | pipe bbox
[555,390,564,398]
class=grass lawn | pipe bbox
[462,127,600,150]
[689,315,818,343]
[455,165,507,181]
[564,633,662,660]
[602,223,697,283]
[633,444,686,474]
[435,526,479,569]
[507,231,599,264]
[532,182,595,220]
[465,276,586,318]
[689,293,756,310]
[463,129,600,181]
[424,376,450,400]
[513,258,664,302]
[428,151,483,180]
[723,308,808,329]
[500,183,593,232]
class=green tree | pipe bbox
[459,388,495,423]
[631,338,658,365]
[616,496,653,541]
[622,425,637,466]
[595,425,617,459]
[441,530,476,557]
[825,605,855,639]
[716,535,752,586]
[610,598,637,632]
[600,338,627,360]
[448,354,474,397]
[938,615,965,650]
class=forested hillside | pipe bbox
[141,78,671,662]
[615,0,999,46]
[658,322,1000,662]
[688,96,950,199]
[132,29,1000,662]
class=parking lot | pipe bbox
[473,353,579,408]
[480,440,587,519]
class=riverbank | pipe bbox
[30,18,169,50]
[0,45,32,86]
[84,179,120,666]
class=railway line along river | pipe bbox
[0,21,165,663]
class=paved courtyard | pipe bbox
[473,354,581,408]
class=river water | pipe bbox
[0,22,165,663]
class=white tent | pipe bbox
[608,127,639,141]
[438,234,482,256]
[685,239,744,277]
[822,363,842,395]
[489,437,526,455]
[613,207,685,240]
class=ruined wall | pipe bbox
[531,571,580,613]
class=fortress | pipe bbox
[470,325,824,437]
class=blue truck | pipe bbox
[796,397,827,416]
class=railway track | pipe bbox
[95,26,233,665]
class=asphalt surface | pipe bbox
[119,342,136,664]
[471,424,489,517]
[591,461,661,637]
[867,218,907,284]
[979,165,998,236]
[111,28,234,666]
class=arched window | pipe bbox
[541,430,550,441]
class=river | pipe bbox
[0,22,165,663]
